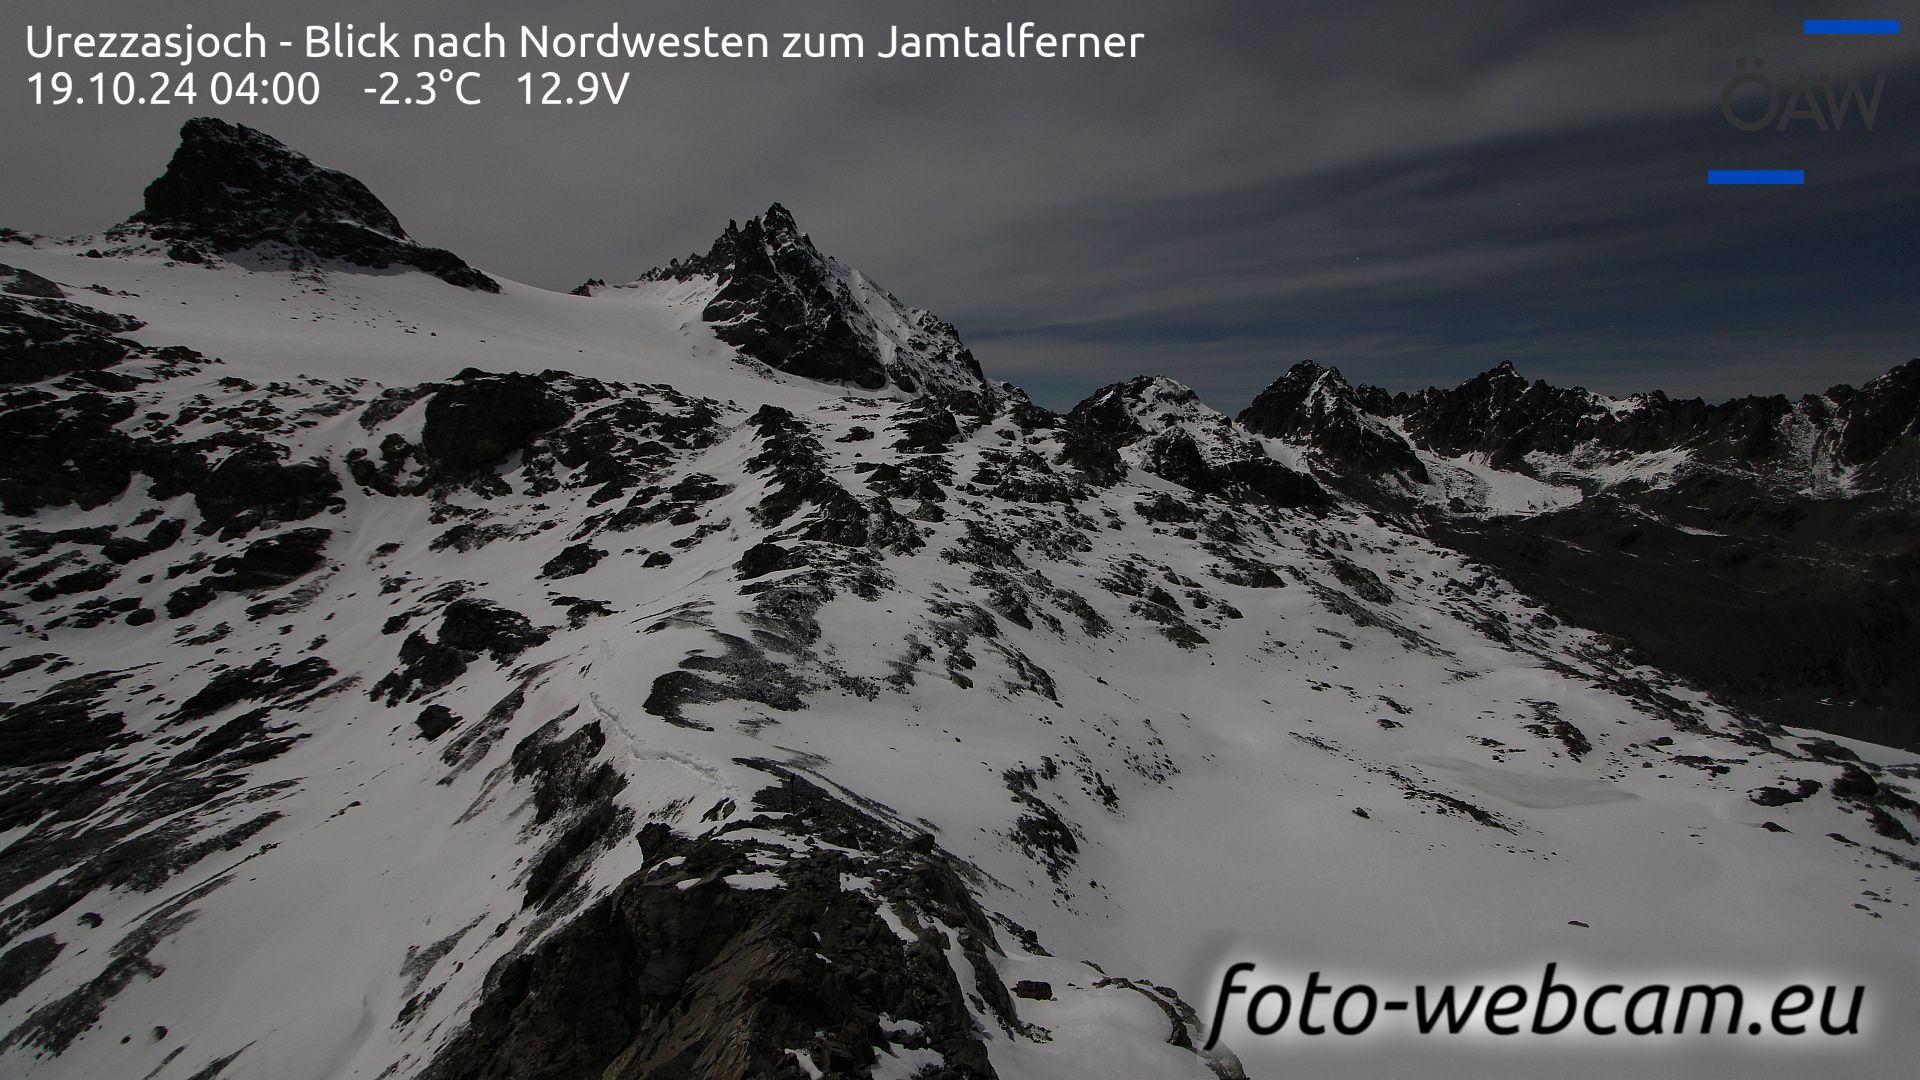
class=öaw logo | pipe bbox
[1707,18,1898,185]
[1720,59,1886,132]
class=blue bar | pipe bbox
[1803,19,1901,34]
[1708,170,1806,185]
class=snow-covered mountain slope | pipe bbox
[2,121,1919,1080]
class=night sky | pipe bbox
[6,0,1916,410]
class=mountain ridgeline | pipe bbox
[1,118,1917,1080]
[1233,358,1920,748]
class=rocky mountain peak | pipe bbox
[647,202,814,286]
[1238,360,1427,481]
[754,200,804,243]
[1067,375,1212,440]
[129,118,496,291]
[140,117,404,240]
[598,204,988,398]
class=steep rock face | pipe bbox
[1237,361,1427,482]
[1837,359,1920,483]
[130,118,497,291]
[592,205,986,397]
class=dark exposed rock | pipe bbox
[377,633,470,705]
[439,599,549,662]
[193,445,342,536]
[1053,423,1129,487]
[0,277,145,385]
[1376,359,1920,480]
[203,528,330,591]
[1066,376,1323,503]
[1141,429,1218,493]
[373,599,547,704]
[539,542,606,581]
[131,118,497,291]
[1240,361,1425,481]
[101,517,185,564]
[1829,764,1919,843]
[165,583,217,619]
[172,657,336,723]
[1428,501,1920,749]
[25,564,118,603]
[415,705,459,741]
[1216,458,1330,509]
[1004,766,1081,881]
[633,204,984,395]
[1750,779,1822,807]
[737,541,801,581]
[1522,704,1592,761]
[740,406,915,552]
[508,715,631,908]
[644,634,812,730]
[891,401,963,453]
[169,707,304,768]
[421,766,1012,1080]
[1389,362,1644,466]
[0,672,128,767]
[0,935,63,1007]
[420,372,575,480]
[1837,359,1920,485]
[1321,554,1394,605]
[0,390,140,515]
[0,265,64,300]
[1,880,226,1056]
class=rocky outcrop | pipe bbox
[0,266,147,385]
[130,118,497,291]
[420,371,576,480]
[422,765,1017,1080]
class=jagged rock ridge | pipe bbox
[582,204,986,397]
